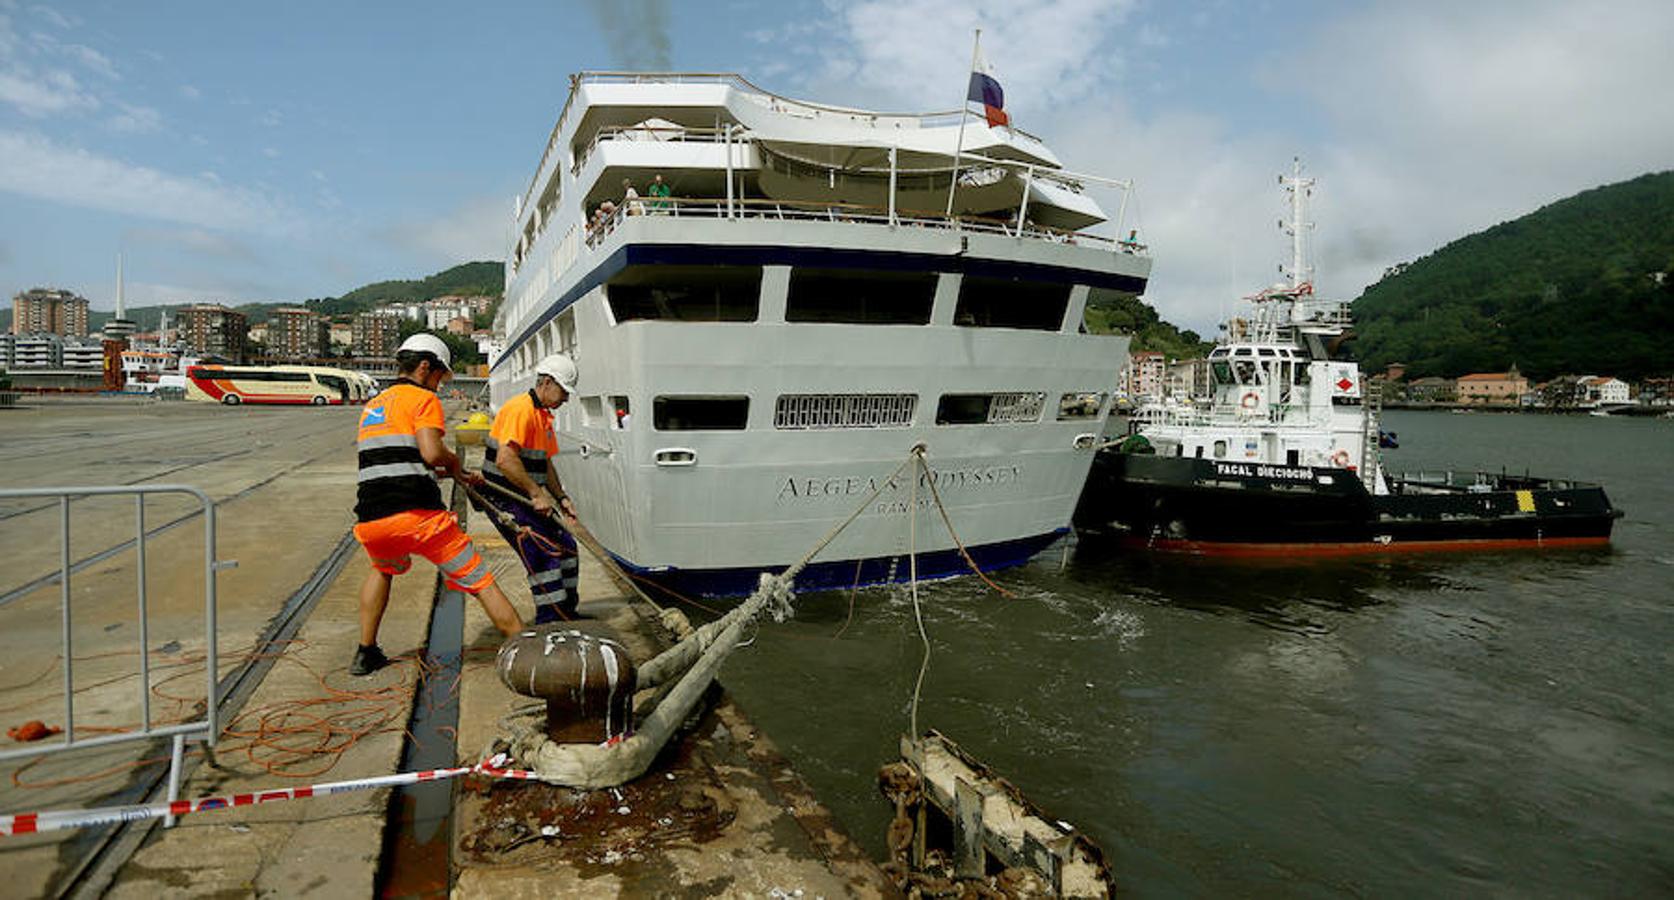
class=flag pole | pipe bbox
[944,28,980,220]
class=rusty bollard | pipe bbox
[497,626,637,744]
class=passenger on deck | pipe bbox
[647,173,672,213]
[623,178,644,216]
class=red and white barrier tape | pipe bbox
[0,756,538,837]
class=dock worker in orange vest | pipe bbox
[474,353,582,623]
[350,333,522,675]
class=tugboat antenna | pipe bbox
[1279,157,1315,292]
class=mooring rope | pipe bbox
[907,447,930,737]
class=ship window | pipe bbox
[1259,348,1276,356]
[581,395,605,427]
[607,265,761,323]
[785,269,935,324]
[653,396,750,431]
[1194,445,1204,458]
[609,395,630,430]
[775,393,917,429]
[1211,361,1233,384]
[1213,439,1228,459]
[935,392,1045,425]
[954,277,1070,330]
[1056,392,1106,420]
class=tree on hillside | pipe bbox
[1353,171,1674,380]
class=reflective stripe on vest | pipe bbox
[482,437,548,485]
[357,462,432,482]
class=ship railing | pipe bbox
[0,484,230,828]
[572,124,735,176]
[1132,401,1328,429]
[1392,471,1595,491]
[1291,300,1354,327]
[581,194,1139,253]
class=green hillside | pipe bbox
[1353,171,1674,380]
[1085,290,1212,360]
[306,261,503,316]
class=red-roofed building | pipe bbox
[1457,368,1527,406]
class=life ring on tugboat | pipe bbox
[1239,392,1260,410]
[1330,449,1351,468]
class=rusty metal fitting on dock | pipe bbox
[496,626,636,744]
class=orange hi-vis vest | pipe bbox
[355,380,446,523]
[483,389,557,489]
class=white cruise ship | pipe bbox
[492,72,1152,597]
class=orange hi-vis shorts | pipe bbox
[353,509,495,593]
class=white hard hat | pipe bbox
[397,333,451,371]
[535,353,578,393]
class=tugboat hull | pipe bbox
[1073,452,1620,556]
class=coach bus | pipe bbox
[185,365,349,405]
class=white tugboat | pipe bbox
[493,72,1153,596]
[1074,160,1621,555]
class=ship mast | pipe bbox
[1279,157,1314,292]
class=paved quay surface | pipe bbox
[0,400,366,897]
[1,398,893,897]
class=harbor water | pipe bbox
[719,409,1674,894]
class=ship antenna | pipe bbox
[1279,156,1315,292]
[116,252,125,318]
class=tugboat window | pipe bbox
[653,396,750,431]
[607,265,761,323]
[786,269,935,324]
[954,276,1071,330]
[1213,439,1228,459]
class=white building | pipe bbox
[11,334,63,368]
[61,337,106,369]
[1584,376,1630,406]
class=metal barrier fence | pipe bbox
[0,484,230,827]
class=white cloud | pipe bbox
[383,193,509,264]
[257,108,281,127]
[178,83,199,100]
[0,130,295,234]
[124,226,262,264]
[0,65,97,115]
[800,0,1139,115]
[108,101,161,133]
[29,4,76,30]
[261,146,280,158]
[64,42,115,79]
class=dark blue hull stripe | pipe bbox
[495,242,1149,373]
[609,528,1068,599]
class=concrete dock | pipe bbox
[0,398,892,897]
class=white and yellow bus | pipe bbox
[185,364,349,405]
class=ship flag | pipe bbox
[967,47,1009,128]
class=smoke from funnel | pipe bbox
[585,0,672,70]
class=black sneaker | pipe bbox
[349,644,388,676]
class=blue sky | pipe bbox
[3,0,1670,334]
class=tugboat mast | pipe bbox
[1279,157,1315,292]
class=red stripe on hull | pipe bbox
[1123,536,1612,558]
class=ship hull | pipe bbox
[615,528,1067,600]
[1073,452,1620,556]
